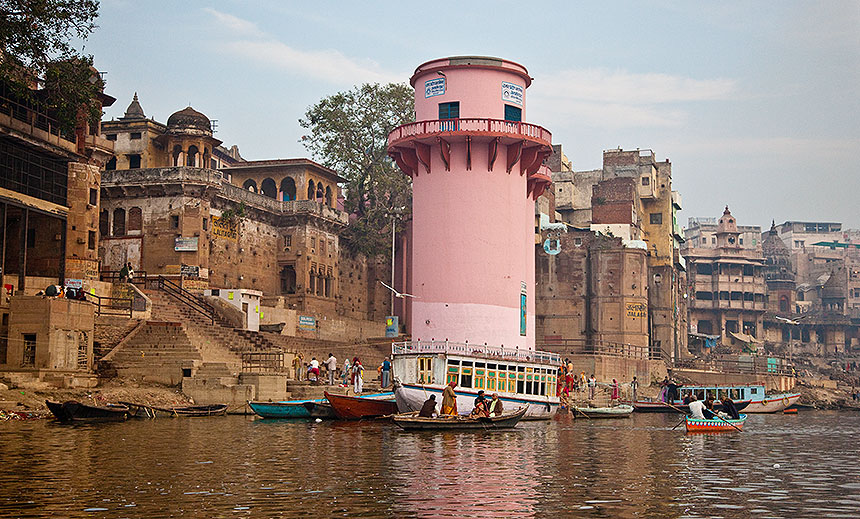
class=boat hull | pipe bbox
[685,414,746,433]
[394,383,558,420]
[324,392,398,419]
[573,405,634,418]
[302,401,337,419]
[743,393,801,413]
[248,399,324,419]
[393,406,528,430]
[46,400,129,423]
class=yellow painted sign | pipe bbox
[65,258,99,280]
[626,302,647,319]
[212,216,238,241]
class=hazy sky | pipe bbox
[88,1,860,229]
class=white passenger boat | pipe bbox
[391,341,561,420]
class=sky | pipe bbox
[87,1,860,230]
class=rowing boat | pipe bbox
[392,406,528,430]
[684,413,746,433]
[324,391,398,419]
[46,400,129,423]
[573,404,634,418]
[248,398,329,419]
[122,402,228,418]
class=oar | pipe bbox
[574,407,591,419]
[671,417,685,430]
[661,401,689,414]
[709,411,743,432]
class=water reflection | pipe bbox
[0,412,858,517]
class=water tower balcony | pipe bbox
[388,118,553,198]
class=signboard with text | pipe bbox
[626,302,647,319]
[212,216,238,240]
[425,77,445,98]
[298,315,316,331]
[502,81,523,106]
[174,237,199,252]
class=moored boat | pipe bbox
[324,391,398,419]
[122,402,228,418]
[46,400,129,423]
[684,413,746,433]
[392,406,528,430]
[248,398,328,419]
[302,401,337,419]
[572,404,634,419]
[625,398,750,413]
[391,341,561,420]
[744,392,801,413]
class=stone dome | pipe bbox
[166,106,211,135]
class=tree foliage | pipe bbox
[300,83,414,256]
[0,0,103,132]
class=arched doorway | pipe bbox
[325,186,333,207]
[280,264,296,294]
[261,178,277,199]
[280,177,296,201]
[243,179,258,193]
[307,180,315,200]
[186,145,199,167]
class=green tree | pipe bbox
[300,82,414,256]
[0,0,103,132]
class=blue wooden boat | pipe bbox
[248,398,335,419]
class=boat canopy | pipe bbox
[392,340,560,366]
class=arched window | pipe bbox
[202,148,211,169]
[112,208,126,236]
[324,275,332,297]
[325,186,333,207]
[779,295,790,313]
[128,207,142,232]
[186,145,199,167]
[308,268,316,294]
[172,145,182,167]
[307,180,315,200]
[243,179,258,193]
[316,271,324,296]
[281,265,296,294]
[281,177,296,201]
[261,178,277,199]
[316,184,324,203]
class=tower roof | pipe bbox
[120,92,146,120]
[717,206,739,234]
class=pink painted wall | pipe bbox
[406,57,538,350]
[412,57,529,122]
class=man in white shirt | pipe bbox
[325,353,337,386]
[688,395,706,419]
[309,357,320,384]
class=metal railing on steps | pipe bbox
[150,275,215,324]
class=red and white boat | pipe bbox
[744,392,801,413]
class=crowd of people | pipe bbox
[556,359,640,409]
[290,353,394,395]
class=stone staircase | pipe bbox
[103,321,201,385]
[144,289,280,358]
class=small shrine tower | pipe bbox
[388,56,553,350]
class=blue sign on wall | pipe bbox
[425,78,445,98]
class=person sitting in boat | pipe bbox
[721,397,740,420]
[702,397,717,419]
[682,392,694,405]
[688,395,707,420]
[441,382,458,415]
[419,394,437,418]
[488,393,504,416]
[474,390,487,410]
[470,399,489,418]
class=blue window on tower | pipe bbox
[504,104,522,122]
[439,102,459,119]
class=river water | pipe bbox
[1,411,858,518]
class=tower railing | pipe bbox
[388,118,552,147]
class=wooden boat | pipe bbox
[783,408,798,414]
[45,400,129,423]
[744,392,801,413]
[325,391,398,419]
[626,399,750,413]
[684,413,746,433]
[122,402,227,418]
[391,341,561,420]
[573,404,634,418]
[302,401,337,419]
[248,398,328,419]
[393,406,528,430]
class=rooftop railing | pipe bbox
[391,340,561,366]
[388,118,552,147]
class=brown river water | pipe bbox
[0,411,858,518]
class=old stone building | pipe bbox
[683,207,766,349]
[98,95,387,337]
[0,73,115,385]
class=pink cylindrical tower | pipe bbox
[388,56,552,350]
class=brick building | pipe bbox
[98,95,389,334]
[0,72,115,384]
